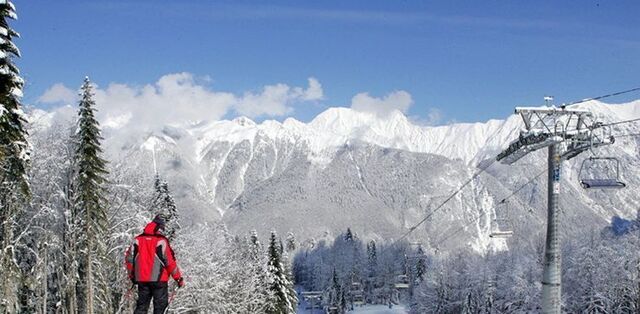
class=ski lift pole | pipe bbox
[541,143,562,314]
[497,100,621,313]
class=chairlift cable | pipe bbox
[613,132,640,138]
[393,158,497,244]
[391,87,640,247]
[563,86,640,107]
[435,169,547,248]
[597,117,640,128]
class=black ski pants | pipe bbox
[134,282,169,314]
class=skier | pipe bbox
[125,215,185,314]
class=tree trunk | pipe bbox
[0,212,19,313]
[86,239,94,314]
[42,245,48,314]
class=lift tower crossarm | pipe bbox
[497,106,601,165]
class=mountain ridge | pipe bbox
[28,100,640,252]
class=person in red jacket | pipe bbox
[125,215,184,314]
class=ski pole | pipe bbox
[124,283,136,300]
[117,284,136,313]
[163,285,179,314]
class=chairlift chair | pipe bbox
[489,202,513,239]
[489,230,514,238]
[350,284,365,306]
[394,275,410,289]
[579,156,626,189]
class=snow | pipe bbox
[186,105,522,166]
[10,86,22,98]
[187,100,638,167]
[348,305,408,314]
[141,135,162,152]
[297,305,408,314]
[5,9,17,20]
[0,1,16,12]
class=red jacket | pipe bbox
[125,221,182,283]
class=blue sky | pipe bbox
[14,0,640,125]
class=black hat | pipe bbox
[153,214,166,229]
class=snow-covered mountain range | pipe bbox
[31,100,640,252]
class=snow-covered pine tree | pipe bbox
[328,269,342,311]
[285,232,296,254]
[247,230,272,312]
[367,240,377,278]
[73,77,110,314]
[415,246,426,283]
[27,117,79,313]
[151,174,179,240]
[345,228,353,242]
[365,240,377,304]
[265,231,298,314]
[0,1,29,311]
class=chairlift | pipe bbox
[394,275,410,289]
[489,202,513,239]
[578,156,626,189]
[489,230,514,238]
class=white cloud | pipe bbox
[302,77,323,100]
[409,108,443,126]
[37,83,78,105]
[37,73,323,130]
[426,108,442,125]
[93,73,237,129]
[235,77,323,117]
[350,90,413,116]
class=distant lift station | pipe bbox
[496,99,625,314]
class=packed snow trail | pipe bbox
[348,305,408,313]
[297,304,408,314]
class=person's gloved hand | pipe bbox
[177,277,185,288]
[130,277,137,286]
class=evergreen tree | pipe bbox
[328,269,342,310]
[340,285,348,313]
[345,228,353,242]
[249,230,261,258]
[247,230,273,311]
[265,231,298,314]
[367,241,377,274]
[73,77,110,314]
[415,246,426,283]
[0,1,29,311]
[285,232,296,253]
[151,174,179,240]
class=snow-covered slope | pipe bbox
[185,100,640,169]
[30,100,640,253]
[183,107,523,166]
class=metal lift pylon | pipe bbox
[496,98,617,314]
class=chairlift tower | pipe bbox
[496,99,615,314]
